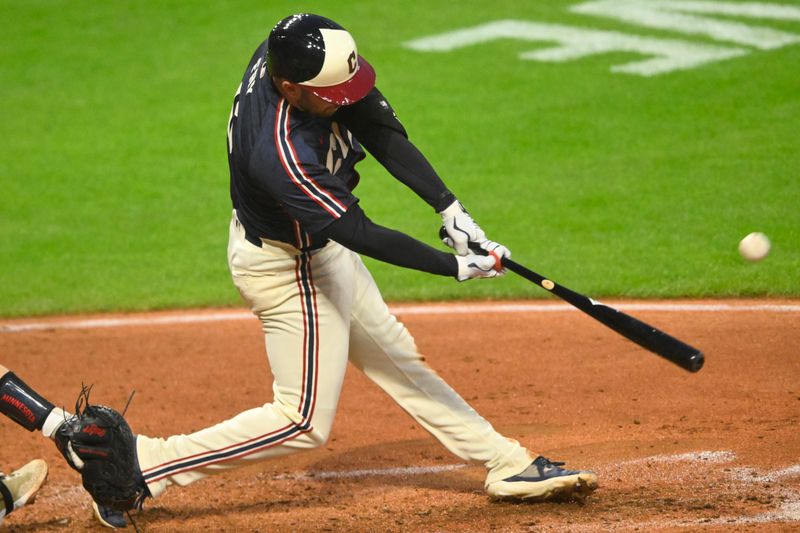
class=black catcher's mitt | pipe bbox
[55,386,148,511]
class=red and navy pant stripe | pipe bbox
[142,252,319,484]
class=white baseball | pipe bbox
[738,232,771,262]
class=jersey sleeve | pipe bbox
[333,88,456,212]
[322,203,457,277]
[249,102,359,235]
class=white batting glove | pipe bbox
[455,253,504,281]
[439,200,486,256]
[476,239,511,263]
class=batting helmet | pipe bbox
[266,13,376,106]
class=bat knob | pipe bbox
[687,351,705,372]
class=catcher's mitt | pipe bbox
[55,386,148,511]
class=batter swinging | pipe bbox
[0,14,598,517]
[136,12,597,503]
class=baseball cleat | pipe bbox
[0,459,49,513]
[485,456,598,502]
[93,500,128,529]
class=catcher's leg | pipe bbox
[0,459,48,526]
[345,251,533,485]
[136,216,355,497]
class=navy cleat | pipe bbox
[485,456,598,502]
[92,500,128,529]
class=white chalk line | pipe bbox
[274,450,800,529]
[564,499,800,532]
[731,464,800,484]
[273,463,468,481]
[577,450,800,531]
[271,450,733,481]
[613,449,737,466]
[2,302,799,333]
[21,452,800,527]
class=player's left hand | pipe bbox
[455,252,504,281]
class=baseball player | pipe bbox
[0,459,48,526]
[0,13,598,515]
[132,13,597,503]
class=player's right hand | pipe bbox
[455,253,504,281]
[439,200,486,256]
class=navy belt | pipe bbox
[244,230,327,253]
[244,231,263,248]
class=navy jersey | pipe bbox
[228,41,365,250]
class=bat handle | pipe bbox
[468,242,488,256]
[439,227,511,274]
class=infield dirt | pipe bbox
[1,299,798,532]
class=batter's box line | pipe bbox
[249,450,800,485]
[269,450,735,482]
[610,449,737,468]
[272,463,469,481]
[560,500,800,532]
[263,453,800,529]
[730,464,800,484]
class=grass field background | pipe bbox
[1,1,798,317]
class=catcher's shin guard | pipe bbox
[0,372,55,432]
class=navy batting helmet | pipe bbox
[266,14,376,106]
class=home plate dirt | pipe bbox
[1,299,798,531]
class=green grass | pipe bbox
[1,1,798,316]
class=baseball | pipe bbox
[738,232,771,262]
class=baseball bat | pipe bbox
[445,230,704,372]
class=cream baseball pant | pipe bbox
[136,211,532,497]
